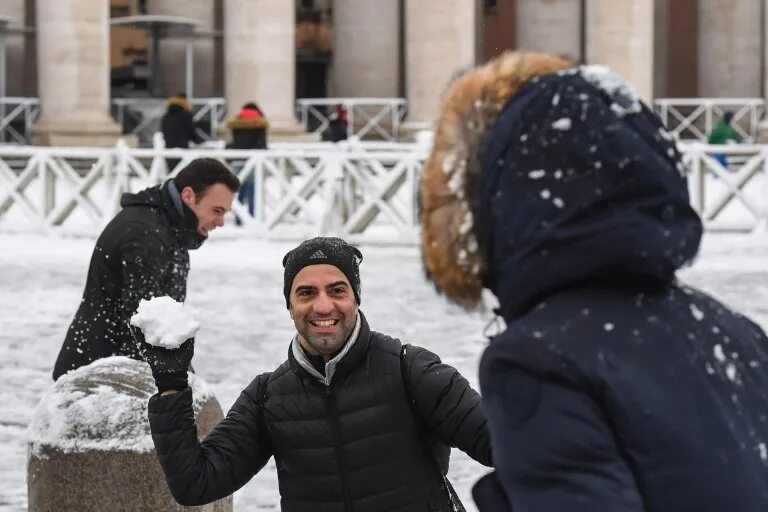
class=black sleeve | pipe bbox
[404,344,492,466]
[147,375,273,506]
[480,363,645,511]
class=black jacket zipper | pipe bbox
[326,384,353,512]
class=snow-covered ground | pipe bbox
[1,230,767,511]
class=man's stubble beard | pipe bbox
[303,318,356,356]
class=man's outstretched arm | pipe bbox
[147,374,272,506]
[404,344,493,466]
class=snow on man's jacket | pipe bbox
[53,182,203,380]
[148,312,492,512]
[420,51,768,512]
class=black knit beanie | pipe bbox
[282,237,363,308]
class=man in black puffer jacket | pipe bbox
[143,237,492,512]
[52,158,239,380]
[420,51,768,511]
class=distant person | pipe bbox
[161,93,203,171]
[226,102,269,220]
[52,159,239,380]
[321,104,349,142]
[708,111,742,169]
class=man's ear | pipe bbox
[288,305,294,320]
[180,186,196,207]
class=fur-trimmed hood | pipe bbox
[166,95,192,112]
[227,116,270,130]
[420,51,702,319]
[420,51,574,308]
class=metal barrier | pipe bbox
[296,98,408,141]
[0,142,766,240]
[680,142,768,232]
[111,97,226,146]
[0,142,427,243]
[0,97,40,144]
[654,98,765,142]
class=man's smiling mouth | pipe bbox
[310,319,338,328]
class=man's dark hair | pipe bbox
[173,158,240,196]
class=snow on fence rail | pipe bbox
[0,142,766,243]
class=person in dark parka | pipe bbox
[420,51,768,512]
[161,93,203,171]
[226,102,269,219]
[52,159,239,380]
[321,104,349,142]
[141,237,492,512]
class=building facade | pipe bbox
[0,0,765,145]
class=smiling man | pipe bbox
[52,158,238,380]
[141,237,492,512]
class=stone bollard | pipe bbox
[27,356,232,512]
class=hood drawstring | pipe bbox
[482,307,504,341]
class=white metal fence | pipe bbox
[296,98,408,141]
[0,97,40,144]
[654,98,765,142]
[0,141,428,243]
[1,142,767,242]
[111,97,226,145]
[2,97,408,145]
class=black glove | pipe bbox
[130,324,194,393]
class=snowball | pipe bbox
[528,169,546,179]
[130,296,200,349]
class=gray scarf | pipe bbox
[291,312,362,386]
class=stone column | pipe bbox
[223,0,307,140]
[31,0,124,146]
[332,0,400,97]
[516,0,581,61]
[586,0,655,103]
[403,0,478,135]
[0,1,24,96]
[698,0,761,97]
[146,0,216,97]
[653,0,669,98]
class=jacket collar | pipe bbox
[289,310,369,385]
[161,181,206,250]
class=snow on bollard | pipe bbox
[27,357,231,512]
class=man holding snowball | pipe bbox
[52,158,239,380]
[138,236,492,512]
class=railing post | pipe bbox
[320,150,346,236]
[112,139,130,220]
[347,100,354,139]
[761,146,768,233]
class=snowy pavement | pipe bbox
[1,231,767,511]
